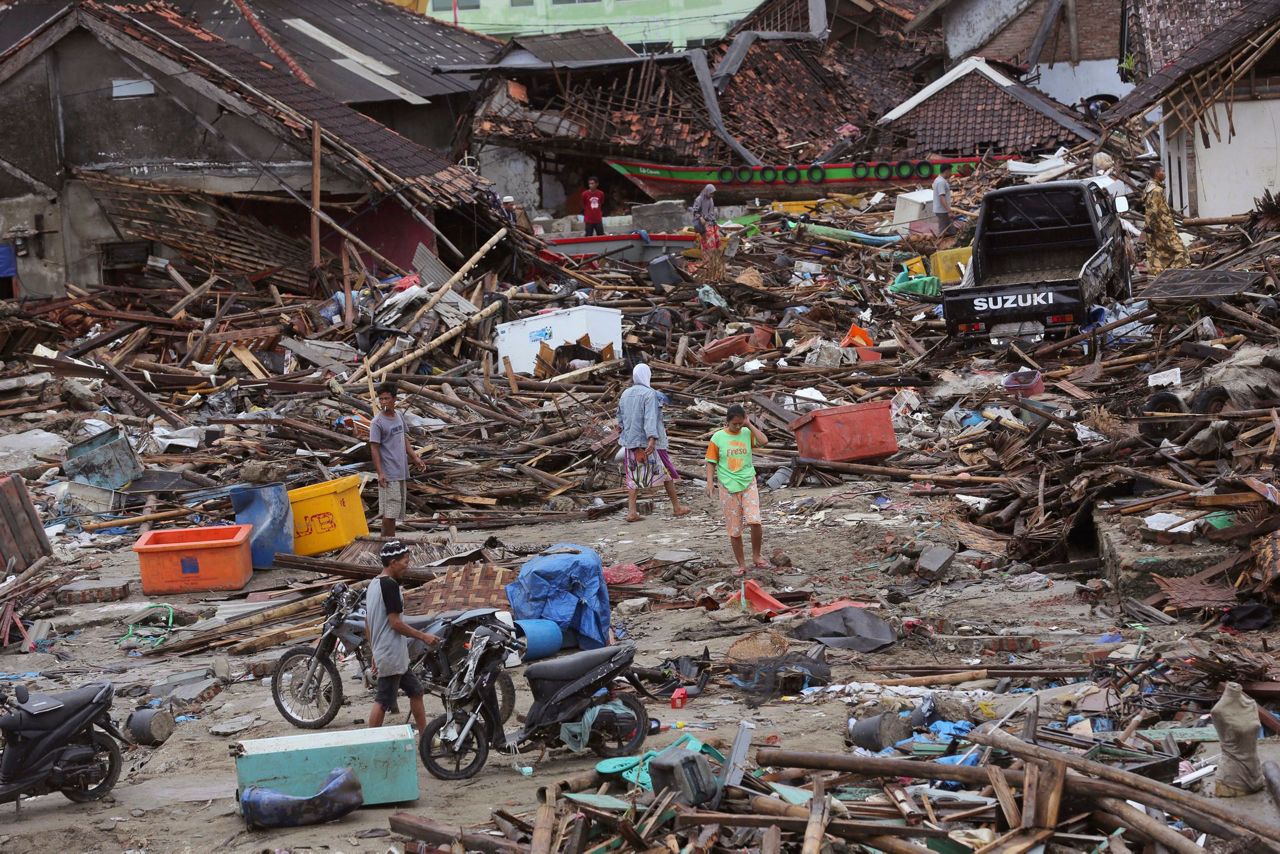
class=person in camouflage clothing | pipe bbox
[1143,166,1189,275]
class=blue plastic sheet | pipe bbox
[505,544,611,650]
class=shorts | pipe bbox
[585,221,605,237]
[935,212,953,234]
[719,481,761,539]
[379,480,407,521]
[374,670,423,708]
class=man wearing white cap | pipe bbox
[500,195,530,232]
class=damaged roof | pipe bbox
[876,56,1095,157]
[1109,0,1280,123]
[1123,0,1254,80]
[0,2,487,207]
[508,28,636,63]
[172,0,499,103]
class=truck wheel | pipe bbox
[1139,391,1187,440]
[1190,385,1231,415]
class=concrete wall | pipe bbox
[0,195,63,299]
[59,181,119,291]
[1186,99,1280,218]
[478,145,540,210]
[942,0,1032,60]
[1033,59,1132,108]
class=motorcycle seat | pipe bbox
[403,614,443,632]
[524,646,624,682]
[2,683,111,732]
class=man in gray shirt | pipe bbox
[370,383,425,537]
[367,540,439,729]
[932,172,953,235]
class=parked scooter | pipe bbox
[420,622,647,779]
[271,583,515,728]
[0,681,126,805]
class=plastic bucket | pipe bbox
[514,619,563,661]
[230,482,294,568]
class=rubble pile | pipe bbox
[5,132,1280,853]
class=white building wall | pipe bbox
[1033,59,1133,108]
[1189,99,1280,217]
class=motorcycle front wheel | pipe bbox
[273,646,343,728]
[61,730,122,802]
[420,713,489,780]
[590,693,648,758]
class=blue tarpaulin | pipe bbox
[505,544,611,650]
[0,243,16,278]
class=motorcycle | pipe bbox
[271,583,515,729]
[419,623,647,780]
[0,681,125,805]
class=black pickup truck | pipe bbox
[943,180,1131,343]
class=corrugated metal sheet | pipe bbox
[174,0,499,102]
[510,28,637,63]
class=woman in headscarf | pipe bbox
[690,184,725,283]
[618,362,689,522]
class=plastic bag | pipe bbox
[1211,682,1265,796]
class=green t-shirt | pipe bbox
[706,427,756,493]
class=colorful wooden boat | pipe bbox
[607,156,1006,201]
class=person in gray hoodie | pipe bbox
[618,362,690,522]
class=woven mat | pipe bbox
[405,562,514,614]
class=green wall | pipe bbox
[404,0,763,49]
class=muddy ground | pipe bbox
[2,481,1276,852]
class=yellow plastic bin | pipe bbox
[287,475,369,556]
[930,246,973,285]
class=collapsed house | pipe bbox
[440,0,942,209]
[0,1,492,300]
[1108,0,1280,219]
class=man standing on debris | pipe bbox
[370,382,426,537]
[619,362,691,523]
[1143,166,1189,275]
[582,176,606,237]
[367,540,440,730]
[932,170,953,234]
[705,404,769,574]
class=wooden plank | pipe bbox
[1033,760,1066,829]
[388,813,529,853]
[1019,762,1039,830]
[802,777,830,854]
[986,766,1022,828]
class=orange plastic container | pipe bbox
[788,401,898,463]
[132,524,254,595]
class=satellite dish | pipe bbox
[459,154,480,175]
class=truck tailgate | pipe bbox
[943,281,1085,333]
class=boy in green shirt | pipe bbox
[704,404,769,574]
